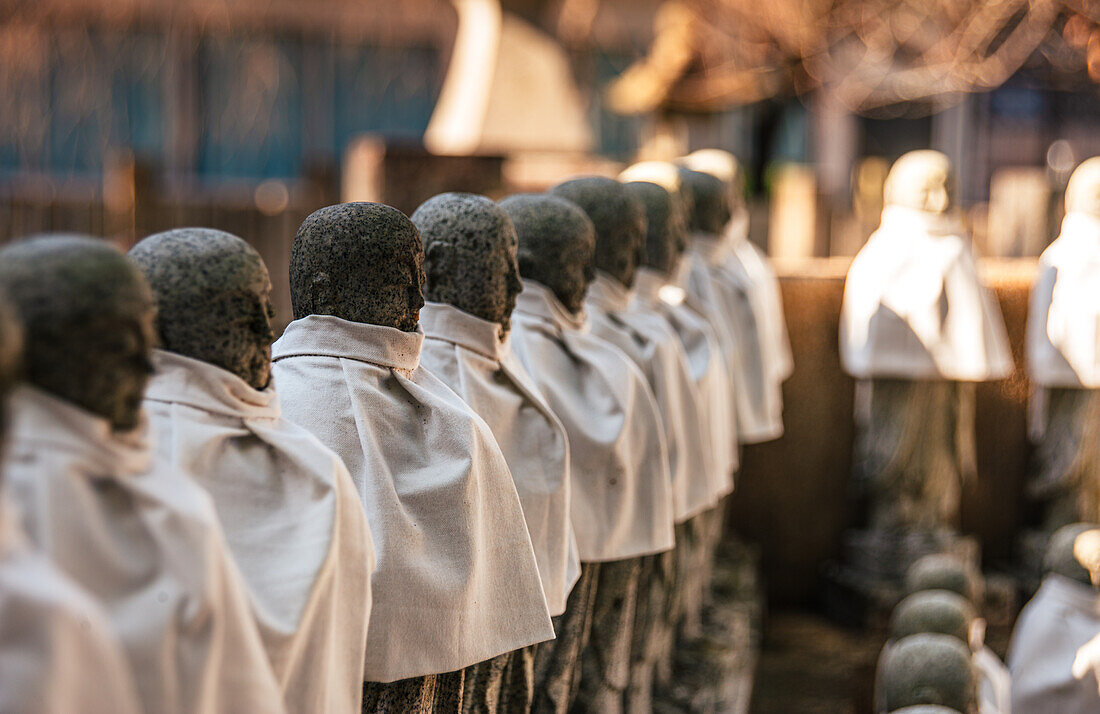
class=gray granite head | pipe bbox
[0,235,155,431]
[290,202,425,331]
[679,168,732,234]
[1044,522,1100,587]
[412,193,522,336]
[500,193,596,315]
[905,555,982,603]
[889,590,976,645]
[880,634,977,713]
[130,229,275,390]
[550,177,646,288]
[623,181,687,277]
[0,297,22,457]
[888,707,964,714]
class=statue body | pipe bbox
[272,203,552,713]
[414,194,578,714]
[130,229,375,714]
[840,151,1013,536]
[0,297,143,714]
[1028,158,1100,530]
[0,236,285,714]
[505,193,674,714]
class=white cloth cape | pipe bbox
[585,272,712,523]
[1008,574,1100,713]
[420,302,580,617]
[684,239,781,444]
[689,210,791,442]
[509,280,675,561]
[271,315,553,682]
[1,386,286,714]
[0,499,142,714]
[840,206,1014,382]
[143,349,374,713]
[632,267,737,505]
[1027,213,1100,390]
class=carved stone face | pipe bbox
[889,591,976,645]
[0,298,22,455]
[679,168,731,235]
[0,235,156,432]
[623,181,687,277]
[1066,157,1100,217]
[130,228,276,390]
[1045,522,1100,586]
[290,203,426,332]
[550,177,647,289]
[880,634,976,713]
[500,193,596,315]
[412,193,523,335]
[884,150,956,214]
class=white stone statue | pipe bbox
[840,150,1013,532]
[1028,157,1100,529]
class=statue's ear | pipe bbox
[309,271,334,315]
[423,242,454,293]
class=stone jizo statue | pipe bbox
[414,192,575,714]
[1028,157,1100,530]
[131,228,375,714]
[840,150,1013,533]
[505,193,674,714]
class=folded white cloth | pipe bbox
[1029,213,1100,389]
[1,386,285,714]
[509,280,675,561]
[0,498,142,714]
[420,302,580,617]
[687,210,790,443]
[271,315,553,682]
[632,267,737,508]
[1008,574,1100,713]
[841,206,1014,382]
[144,349,374,713]
[585,272,711,524]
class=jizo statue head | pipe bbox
[129,229,276,390]
[0,297,22,455]
[0,235,156,432]
[623,181,687,276]
[289,202,425,332]
[884,150,956,215]
[880,634,977,713]
[412,193,523,335]
[889,590,977,645]
[1065,157,1100,217]
[679,149,747,215]
[679,168,732,235]
[500,193,596,315]
[905,554,982,603]
[550,177,647,288]
[1044,522,1100,587]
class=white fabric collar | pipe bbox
[586,272,634,313]
[273,314,422,371]
[514,279,589,333]
[420,302,506,362]
[9,386,152,477]
[145,350,280,420]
